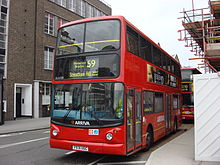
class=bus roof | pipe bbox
[181,68,198,70]
[181,68,202,74]
[60,15,125,29]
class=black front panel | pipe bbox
[54,54,119,80]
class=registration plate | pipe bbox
[72,145,88,151]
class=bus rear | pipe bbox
[182,92,194,120]
[50,16,128,155]
[181,68,201,120]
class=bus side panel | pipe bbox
[143,113,165,143]
[124,52,147,87]
[153,112,166,141]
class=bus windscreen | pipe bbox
[52,82,124,127]
[56,20,120,55]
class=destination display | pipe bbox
[182,82,193,92]
[69,57,99,78]
[54,54,119,80]
[147,64,177,88]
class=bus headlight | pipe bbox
[52,129,58,137]
[106,133,113,140]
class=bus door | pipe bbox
[126,88,142,153]
[135,90,142,149]
[165,94,172,134]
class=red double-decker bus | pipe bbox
[181,68,201,120]
[50,16,182,155]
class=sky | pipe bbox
[104,0,209,68]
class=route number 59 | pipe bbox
[87,60,96,68]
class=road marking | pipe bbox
[0,132,26,138]
[97,161,147,165]
[43,130,50,134]
[87,156,107,165]
[0,137,49,149]
[65,151,76,155]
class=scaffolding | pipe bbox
[178,0,220,72]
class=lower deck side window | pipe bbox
[155,92,164,113]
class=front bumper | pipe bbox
[182,114,194,120]
[50,138,126,155]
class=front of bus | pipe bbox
[50,16,127,155]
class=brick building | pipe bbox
[2,0,111,120]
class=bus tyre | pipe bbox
[173,118,178,133]
[143,127,153,151]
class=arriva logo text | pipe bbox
[75,121,90,126]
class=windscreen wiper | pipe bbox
[89,111,102,125]
[63,109,76,122]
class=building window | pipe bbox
[44,47,54,70]
[81,0,86,17]
[49,0,108,18]
[61,0,66,7]
[55,0,61,5]
[41,83,51,105]
[44,13,54,35]
[85,3,92,18]
[55,17,68,36]
[68,0,77,12]
[0,0,8,77]
[1,0,7,7]
[3,100,6,112]
[45,12,68,36]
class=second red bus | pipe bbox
[181,68,201,120]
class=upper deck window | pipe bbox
[127,26,139,56]
[181,70,193,81]
[57,20,120,56]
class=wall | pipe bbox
[4,0,36,120]
[194,73,220,161]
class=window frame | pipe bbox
[143,90,154,115]
[173,94,180,110]
[140,35,152,62]
[56,19,121,56]
[154,92,164,113]
[44,47,54,70]
[44,12,55,35]
[125,24,181,77]
[126,25,139,56]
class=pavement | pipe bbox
[146,128,220,165]
[0,117,50,135]
[0,118,219,165]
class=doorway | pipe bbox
[14,84,32,118]
[165,94,171,134]
[126,88,142,154]
[0,72,3,125]
[16,87,22,117]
